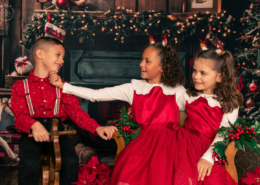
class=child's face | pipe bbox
[41,44,65,73]
[140,46,162,84]
[192,58,222,94]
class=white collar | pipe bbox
[185,92,221,108]
[131,79,185,96]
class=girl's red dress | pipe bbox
[110,86,181,185]
[173,97,238,185]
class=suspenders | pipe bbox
[23,78,61,117]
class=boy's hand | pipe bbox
[49,71,64,89]
[197,158,213,181]
[31,122,50,142]
[96,126,118,140]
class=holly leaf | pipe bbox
[213,141,226,159]
[235,134,246,151]
[120,107,129,125]
[244,135,260,152]
[124,137,130,146]
[251,121,260,135]
[129,128,141,140]
[216,127,230,137]
[125,120,139,128]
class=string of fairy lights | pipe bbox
[20,7,236,49]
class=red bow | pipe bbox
[148,35,155,42]
[162,35,167,41]
[14,58,29,67]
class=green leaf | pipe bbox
[216,126,230,137]
[129,128,141,140]
[213,141,226,159]
[235,134,246,151]
[252,121,260,135]
[244,135,260,152]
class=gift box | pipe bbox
[5,75,27,89]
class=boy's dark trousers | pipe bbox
[18,118,79,185]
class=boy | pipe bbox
[11,37,117,185]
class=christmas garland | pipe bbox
[106,107,140,146]
[20,8,235,49]
[213,117,260,164]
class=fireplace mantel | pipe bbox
[69,50,186,86]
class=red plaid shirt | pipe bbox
[10,69,99,134]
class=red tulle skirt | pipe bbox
[173,128,238,185]
[110,127,178,185]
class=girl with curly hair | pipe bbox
[49,41,185,185]
[174,49,243,185]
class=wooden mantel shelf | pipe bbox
[0,88,11,96]
[33,10,206,21]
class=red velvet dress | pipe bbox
[110,86,180,185]
[173,97,238,185]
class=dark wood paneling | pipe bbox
[138,0,167,12]
[169,0,183,13]
[0,0,10,36]
[8,0,22,74]
[115,0,136,11]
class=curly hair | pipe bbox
[187,50,243,113]
[144,42,184,87]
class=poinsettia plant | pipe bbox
[72,156,112,185]
[213,117,260,165]
[106,107,140,146]
[239,166,260,185]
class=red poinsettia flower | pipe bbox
[240,166,260,185]
[72,156,112,185]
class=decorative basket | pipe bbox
[5,75,28,89]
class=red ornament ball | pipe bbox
[249,81,258,91]
[56,0,70,9]
[246,98,255,108]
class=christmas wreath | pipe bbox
[106,107,140,146]
[213,117,260,164]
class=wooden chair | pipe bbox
[112,112,239,183]
[28,118,77,185]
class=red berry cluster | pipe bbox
[212,152,226,164]
[121,125,136,135]
[228,126,256,140]
[107,120,119,127]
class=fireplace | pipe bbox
[67,50,186,162]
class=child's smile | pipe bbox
[192,58,222,94]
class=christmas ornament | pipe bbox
[54,0,70,9]
[14,56,33,75]
[44,14,66,42]
[246,98,255,108]
[249,81,258,91]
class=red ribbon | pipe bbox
[45,27,65,41]
[14,58,29,67]
[48,13,51,23]
[237,76,243,91]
